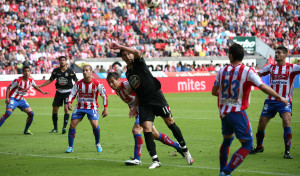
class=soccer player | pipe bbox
[109,43,193,169]
[38,56,78,134]
[65,65,108,153]
[0,66,49,134]
[251,46,300,159]
[106,72,184,165]
[212,43,288,176]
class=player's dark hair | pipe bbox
[276,46,288,54]
[106,72,120,81]
[58,56,67,61]
[22,66,31,72]
[119,49,125,57]
[229,43,244,61]
[83,65,92,71]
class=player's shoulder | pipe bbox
[92,78,103,85]
[52,67,59,73]
[28,76,35,81]
[67,68,76,74]
[76,79,84,85]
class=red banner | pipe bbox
[0,76,216,99]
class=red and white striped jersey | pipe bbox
[215,64,263,117]
[68,78,108,110]
[115,81,136,106]
[9,76,36,100]
[260,63,300,101]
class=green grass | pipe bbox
[0,90,299,176]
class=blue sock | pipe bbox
[220,137,234,172]
[93,126,100,145]
[68,128,76,147]
[24,111,34,132]
[0,111,12,127]
[157,132,179,149]
[284,127,292,151]
[134,134,143,160]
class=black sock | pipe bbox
[144,132,158,160]
[52,114,58,130]
[63,114,70,128]
[168,123,186,148]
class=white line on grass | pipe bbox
[0,152,298,176]
[10,112,300,123]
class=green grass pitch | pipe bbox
[0,90,299,176]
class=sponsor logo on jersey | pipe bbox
[271,74,288,80]
[129,75,140,89]
[58,77,68,85]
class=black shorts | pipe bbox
[139,103,172,125]
[52,91,70,107]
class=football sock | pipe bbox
[24,111,34,132]
[134,134,143,160]
[256,130,265,148]
[93,126,100,145]
[224,140,252,174]
[284,127,292,151]
[63,114,70,129]
[144,132,158,161]
[157,132,179,149]
[52,113,58,130]
[0,111,12,127]
[220,137,234,172]
[68,128,76,147]
[168,123,186,148]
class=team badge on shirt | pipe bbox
[65,72,68,77]
[129,75,140,89]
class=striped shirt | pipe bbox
[260,63,300,102]
[9,76,36,100]
[68,78,108,110]
[115,81,136,107]
[215,64,263,117]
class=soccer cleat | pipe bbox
[65,147,73,153]
[96,144,102,152]
[24,130,33,135]
[183,149,193,165]
[219,171,232,176]
[148,161,161,169]
[49,129,58,133]
[284,151,293,159]
[62,128,67,134]
[250,146,264,154]
[125,158,142,165]
[176,145,185,157]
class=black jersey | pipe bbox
[126,56,166,105]
[50,67,78,91]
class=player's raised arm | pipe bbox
[32,85,50,95]
[109,42,141,59]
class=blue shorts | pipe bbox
[221,110,252,141]
[134,116,154,126]
[260,100,292,118]
[71,109,99,120]
[6,97,30,111]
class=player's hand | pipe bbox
[279,96,289,106]
[5,98,10,104]
[37,85,41,88]
[42,92,50,95]
[102,108,108,118]
[68,103,73,111]
[129,106,138,118]
[110,42,120,50]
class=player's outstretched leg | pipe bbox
[154,131,184,157]
[24,111,34,135]
[219,137,234,172]
[167,122,193,165]
[0,111,12,127]
[66,128,76,153]
[93,126,102,152]
[62,114,69,134]
[283,127,293,159]
[222,140,252,175]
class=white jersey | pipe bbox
[215,64,263,117]
[260,63,300,102]
[68,78,108,110]
[9,76,36,100]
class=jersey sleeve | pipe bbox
[292,64,300,74]
[49,70,57,81]
[97,83,108,108]
[31,79,37,87]
[259,64,271,76]
[68,83,78,104]
[247,68,263,87]
[123,81,132,92]
[9,79,18,89]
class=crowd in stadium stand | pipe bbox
[0,0,299,74]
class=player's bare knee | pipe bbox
[132,126,141,134]
[163,116,174,126]
[152,131,159,139]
